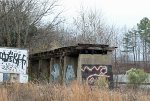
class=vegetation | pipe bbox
[0,82,150,101]
[121,17,150,68]
[0,0,150,100]
[0,0,63,48]
[0,0,117,54]
[94,76,109,89]
[126,68,149,88]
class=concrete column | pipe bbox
[63,56,78,84]
[38,59,42,79]
[28,60,31,78]
[49,58,54,83]
[59,56,63,84]
[63,56,67,85]
[77,54,82,83]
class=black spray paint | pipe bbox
[0,50,27,69]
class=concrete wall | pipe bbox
[39,59,50,81]
[0,73,28,83]
[63,56,78,84]
[114,74,150,88]
[30,60,39,79]
[49,58,61,83]
[77,54,112,82]
[114,74,150,83]
[30,56,78,84]
[30,53,113,84]
[78,54,111,65]
[49,56,78,84]
[30,59,50,81]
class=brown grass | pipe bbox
[0,81,150,101]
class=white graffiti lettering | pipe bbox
[81,66,107,75]
[81,65,109,85]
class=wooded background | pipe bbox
[0,0,150,73]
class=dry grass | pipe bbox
[0,81,150,101]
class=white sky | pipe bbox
[62,0,150,28]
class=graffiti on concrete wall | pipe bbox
[51,64,60,81]
[3,73,10,82]
[0,48,28,74]
[81,65,112,85]
[65,65,75,82]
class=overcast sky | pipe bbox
[62,0,150,28]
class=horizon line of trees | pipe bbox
[121,17,150,68]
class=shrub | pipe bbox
[94,75,108,89]
[126,68,148,88]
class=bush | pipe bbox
[126,68,148,88]
[94,76,108,89]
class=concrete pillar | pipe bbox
[37,59,42,79]
[49,58,54,83]
[63,56,67,85]
[29,60,39,80]
[59,56,64,85]
[28,60,31,78]
[77,54,82,83]
[39,59,51,82]
[50,57,61,83]
[38,59,42,79]
[63,56,78,84]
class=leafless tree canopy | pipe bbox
[0,0,118,54]
[73,8,117,46]
[0,0,62,49]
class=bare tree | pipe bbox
[73,8,116,45]
[0,0,62,48]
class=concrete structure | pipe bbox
[29,44,116,87]
[0,47,28,83]
[113,74,150,88]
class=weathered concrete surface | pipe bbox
[39,59,50,81]
[49,58,61,83]
[63,56,78,84]
[79,54,111,65]
[114,74,150,88]
[77,54,112,82]
[30,60,39,79]
[30,54,113,83]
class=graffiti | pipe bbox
[0,48,28,74]
[1,63,17,72]
[0,51,26,68]
[81,66,107,75]
[51,64,60,81]
[3,73,10,82]
[81,65,111,85]
[65,65,75,82]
